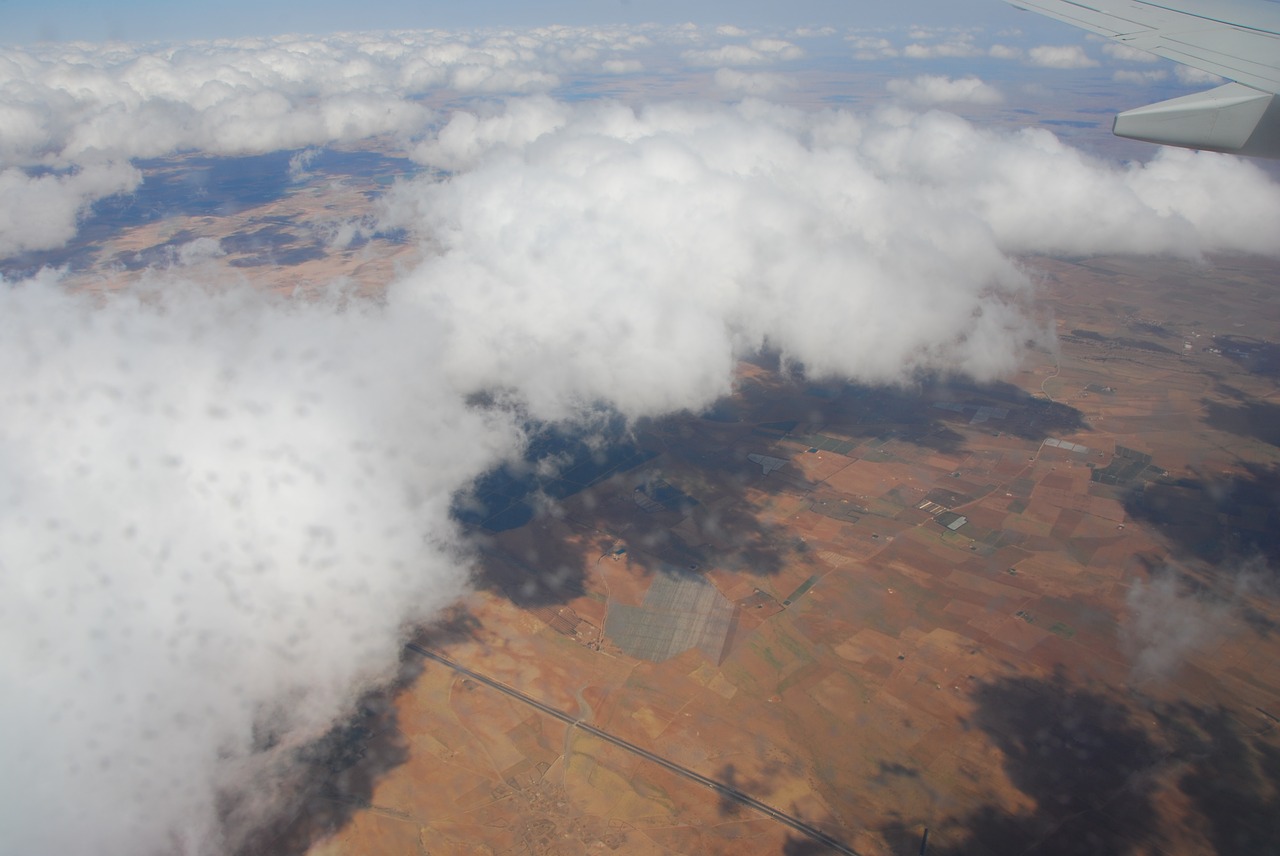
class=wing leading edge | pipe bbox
[1007,0,1280,157]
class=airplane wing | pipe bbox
[1007,0,1280,157]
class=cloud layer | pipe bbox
[1121,568,1270,682]
[1028,44,1098,69]
[0,273,520,855]
[386,98,1051,415]
[0,161,140,255]
[886,74,1003,106]
[0,27,657,253]
[0,21,1251,258]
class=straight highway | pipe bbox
[406,643,860,856]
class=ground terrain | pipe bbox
[280,249,1280,854]
[14,151,1280,856]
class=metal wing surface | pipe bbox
[1007,0,1280,156]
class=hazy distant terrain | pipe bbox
[2,19,1280,856]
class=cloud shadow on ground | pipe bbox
[743,374,1089,456]
[1152,701,1280,854]
[1124,463,1280,572]
[237,654,424,856]
[459,369,1089,613]
[934,669,1161,855]
[1204,398,1280,448]
[888,668,1280,855]
[1212,336,1280,379]
[460,405,824,610]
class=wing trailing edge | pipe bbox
[1007,0,1280,157]
[1114,82,1280,157]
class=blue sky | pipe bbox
[4,0,1055,44]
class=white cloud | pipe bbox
[714,68,793,97]
[1114,69,1168,85]
[1121,569,1269,681]
[1120,146,1280,253]
[792,26,836,38]
[1123,576,1222,680]
[4,38,436,166]
[903,38,984,59]
[601,58,643,74]
[287,146,320,179]
[848,24,1018,65]
[751,38,805,59]
[174,236,225,265]
[683,37,803,67]
[408,94,572,172]
[855,23,1009,62]
[0,28,678,245]
[886,75,1003,106]
[1102,42,1160,63]
[0,162,140,255]
[848,35,899,60]
[868,115,1280,257]
[1028,44,1099,69]
[383,99,1047,419]
[716,24,749,37]
[1175,64,1226,86]
[681,44,764,66]
[386,98,1280,417]
[904,25,984,42]
[0,272,521,856]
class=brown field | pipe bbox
[243,250,1280,856]
[55,148,422,299]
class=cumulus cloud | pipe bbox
[886,75,1003,106]
[384,98,1280,415]
[0,27,660,247]
[1028,44,1099,69]
[903,37,984,59]
[852,27,1019,62]
[1175,64,1226,86]
[905,25,984,42]
[4,37,428,166]
[683,38,804,67]
[988,44,1024,60]
[1102,42,1160,63]
[0,161,140,255]
[407,94,572,172]
[792,26,836,38]
[1115,69,1168,85]
[383,99,1060,413]
[4,34,1280,856]
[1122,568,1266,681]
[713,68,794,97]
[849,26,1029,63]
[174,236,226,265]
[864,115,1280,257]
[0,273,520,856]
[1124,576,1222,680]
[848,34,899,60]
[751,38,806,60]
[601,58,643,74]
[287,146,321,180]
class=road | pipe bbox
[406,643,861,856]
